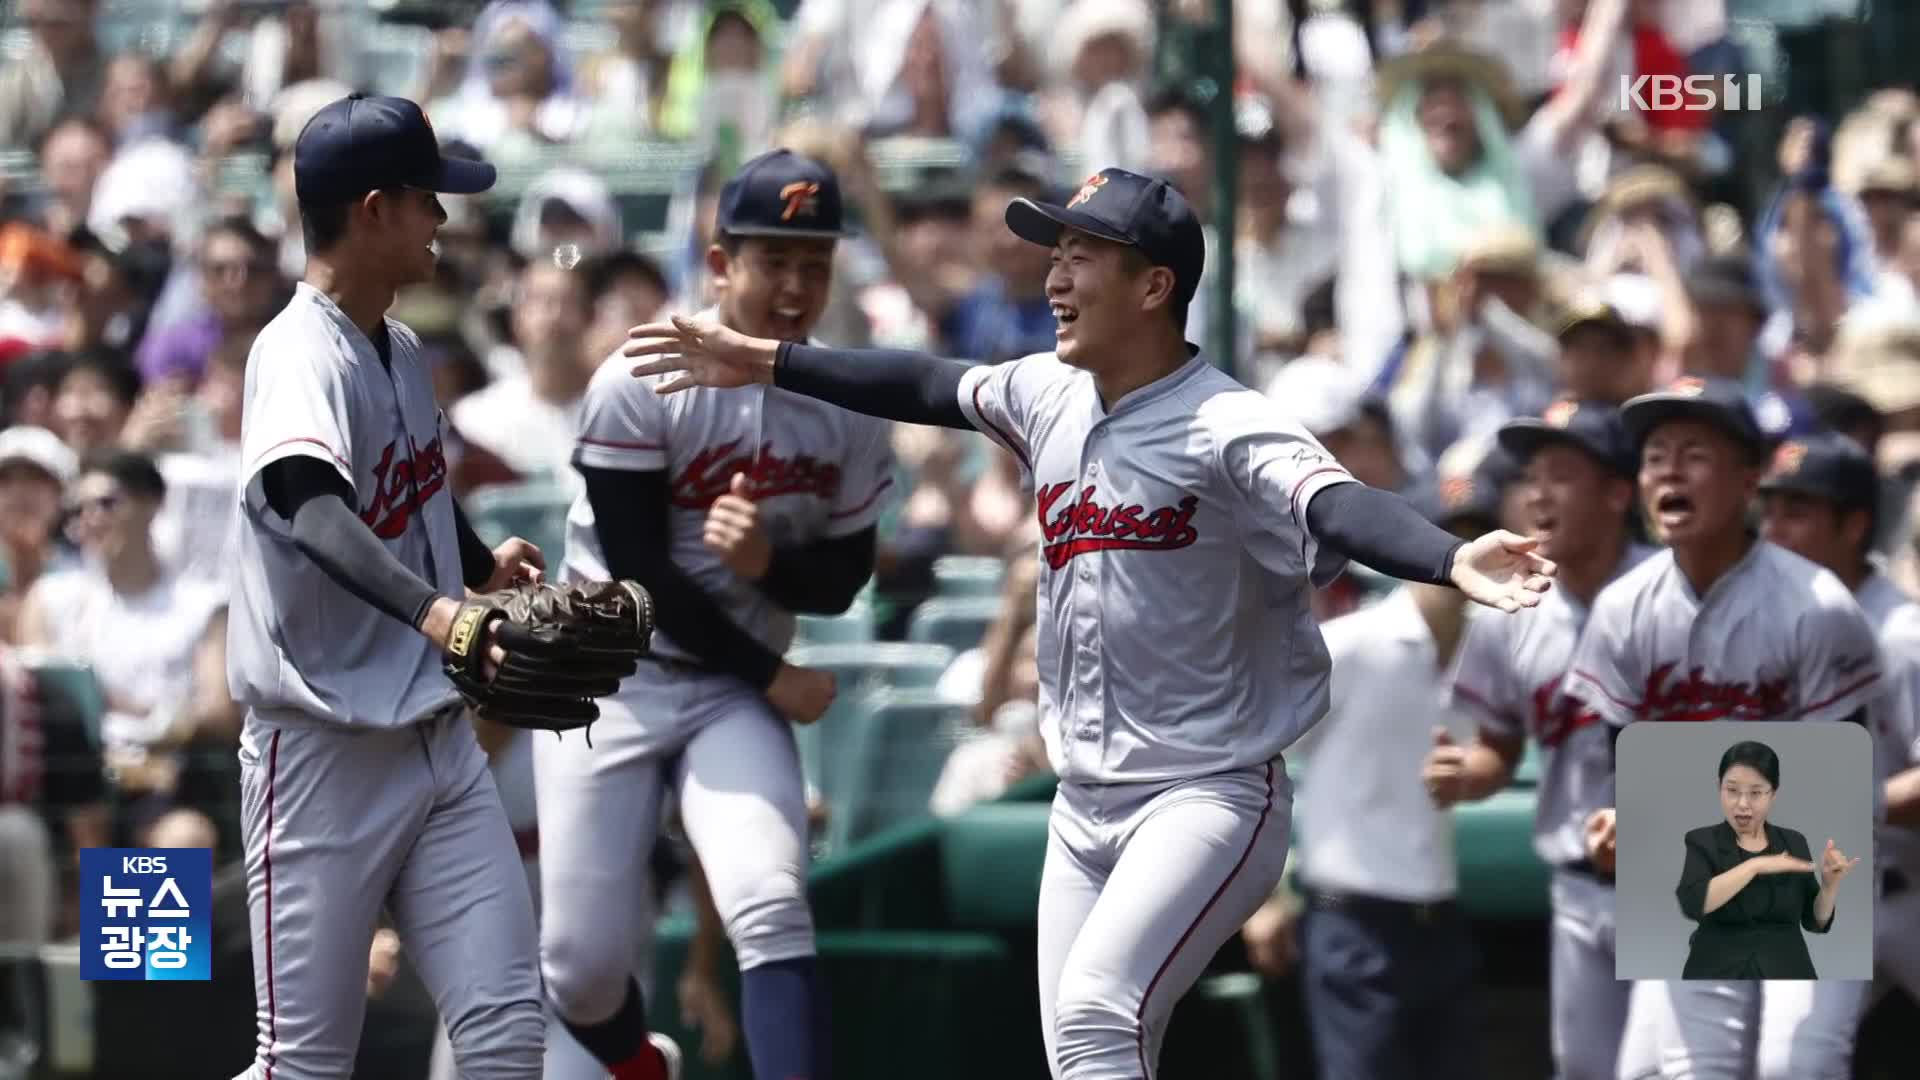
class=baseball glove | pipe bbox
[443,580,654,731]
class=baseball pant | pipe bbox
[1549,869,1630,1080]
[1869,867,1920,1006]
[232,709,544,1080]
[1297,890,1479,1080]
[1614,979,1869,1080]
[534,664,812,1026]
[1036,761,1291,1080]
[425,855,639,1080]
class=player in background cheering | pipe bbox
[534,149,892,1080]
[1428,397,1653,1080]
[1754,431,1920,1014]
[623,165,1553,1079]
[227,94,551,1079]
[1562,377,1884,1079]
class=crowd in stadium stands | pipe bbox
[2,0,1920,1073]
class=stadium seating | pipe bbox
[930,555,1005,598]
[904,595,1003,654]
[825,689,970,851]
[460,480,573,569]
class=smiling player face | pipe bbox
[711,235,835,342]
[1045,230,1172,371]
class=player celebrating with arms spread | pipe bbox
[535,149,892,1080]
[624,166,1553,1079]
[1563,378,1883,1079]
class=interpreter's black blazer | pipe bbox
[1675,821,1831,980]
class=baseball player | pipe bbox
[1428,398,1652,1080]
[622,165,1556,1080]
[1560,376,1885,1080]
[533,149,893,1080]
[228,94,553,1079]
[1754,432,1920,1009]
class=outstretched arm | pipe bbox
[624,316,976,429]
[1304,484,1555,612]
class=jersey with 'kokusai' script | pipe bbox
[959,350,1357,784]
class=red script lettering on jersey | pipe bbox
[1639,662,1793,722]
[1530,675,1600,748]
[671,440,843,509]
[1036,481,1200,570]
[359,437,449,539]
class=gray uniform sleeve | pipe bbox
[1559,586,1643,729]
[1445,614,1524,739]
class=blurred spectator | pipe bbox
[1579,165,1706,282]
[171,0,333,119]
[785,0,999,141]
[1554,297,1653,405]
[0,222,88,348]
[582,250,673,365]
[149,335,247,590]
[1851,158,1920,309]
[134,216,283,389]
[1381,222,1559,463]
[97,52,177,146]
[431,0,589,155]
[17,451,233,847]
[51,349,140,455]
[889,161,1054,363]
[451,259,594,486]
[1754,117,1881,354]
[3,349,71,430]
[84,135,199,255]
[656,0,783,156]
[508,167,625,265]
[34,115,113,241]
[0,0,106,150]
[66,227,171,354]
[0,639,110,946]
[1144,88,1214,221]
[0,425,78,642]
[576,0,674,137]
[1037,0,1154,172]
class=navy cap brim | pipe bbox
[1620,397,1765,456]
[424,155,498,196]
[1497,419,1635,476]
[718,223,854,240]
[1005,197,1132,249]
[1755,473,1831,499]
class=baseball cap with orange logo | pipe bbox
[1003,166,1207,310]
[716,149,852,240]
[1756,432,1877,511]
[1620,375,1770,461]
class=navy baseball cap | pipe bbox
[1757,432,1879,511]
[1499,399,1637,477]
[294,94,495,205]
[1621,375,1769,461]
[1404,472,1504,534]
[1004,167,1207,305]
[715,149,851,240]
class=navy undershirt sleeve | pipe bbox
[577,463,785,690]
[1305,483,1465,586]
[774,342,973,429]
[262,456,443,628]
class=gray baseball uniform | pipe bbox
[957,349,1354,1080]
[227,283,543,1079]
[534,344,893,1023]
[1445,542,1655,1080]
[1853,569,1920,1007]
[1560,539,1885,1080]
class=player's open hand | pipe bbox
[482,536,546,592]
[1584,807,1617,873]
[625,314,777,393]
[1449,530,1556,613]
[705,473,773,579]
[1818,838,1860,888]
